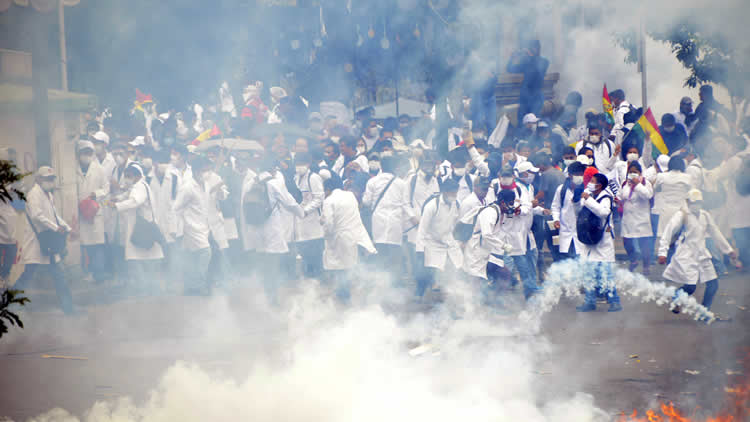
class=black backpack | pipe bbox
[243,175,275,226]
[453,204,499,242]
[576,194,612,245]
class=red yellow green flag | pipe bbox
[132,88,153,113]
[602,84,614,120]
[630,108,668,159]
[192,124,221,146]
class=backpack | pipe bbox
[576,194,612,245]
[623,104,642,125]
[453,204,499,242]
[243,175,275,226]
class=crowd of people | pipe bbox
[2,57,750,318]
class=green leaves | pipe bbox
[0,289,30,339]
[0,160,26,205]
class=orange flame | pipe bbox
[620,351,749,422]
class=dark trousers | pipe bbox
[733,227,750,269]
[82,244,109,282]
[375,243,403,281]
[15,262,73,314]
[296,238,324,279]
[676,279,719,310]
[623,237,652,268]
[0,243,17,279]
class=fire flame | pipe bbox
[619,351,749,422]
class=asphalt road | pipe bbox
[0,264,748,421]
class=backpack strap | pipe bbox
[373,176,396,213]
[410,173,418,205]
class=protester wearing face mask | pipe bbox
[551,162,586,260]
[148,150,181,281]
[659,113,689,153]
[653,156,693,261]
[576,173,622,312]
[333,136,368,180]
[658,189,737,317]
[293,152,325,279]
[408,139,427,173]
[406,152,441,280]
[356,138,368,157]
[531,152,564,269]
[76,140,111,284]
[92,131,116,177]
[575,124,618,174]
[618,162,654,274]
[560,146,577,174]
[15,166,75,314]
[445,148,474,203]
[110,163,165,295]
[367,156,382,177]
[362,120,380,150]
[610,142,646,193]
[673,96,697,135]
[507,160,544,299]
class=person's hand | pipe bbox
[608,134,616,141]
[614,143,622,155]
[89,193,96,200]
[531,199,539,207]
[346,161,361,171]
[543,209,551,216]
[581,191,590,200]
[553,220,560,229]
[658,256,667,265]
[514,207,521,216]
[729,250,738,260]
[57,226,66,234]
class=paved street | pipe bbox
[0,265,748,421]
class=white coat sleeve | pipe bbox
[28,194,59,232]
[172,183,192,214]
[303,173,324,216]
[362,178,376,208]
[272,180,304,218]
[603,142,618,173]
[415,199,436,253]
[551,185,563,222]
[468,146,490,177]
[583,195,612,219]
[321,197,334,237]
[400,180,416,221]
[93,167,110,200]
[115,183,147,213]
[658,211,684,257]
[632,180,654,200]
[478,208,506,252]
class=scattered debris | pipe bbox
[648,359,657,363]
[590,342,603,345]
[680,392,696,395]
[408,344,434,357]
[737,305,747,311]
[726,299,737,305]
[41,354,88,361]
[629,354,639,359]
[726,370,742,376]
[684,370,701,375]
[725,387,743,394]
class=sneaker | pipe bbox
[671,305,681,314]
[608,303,623,312]
[576,303,596,312]
[628,262,639,272]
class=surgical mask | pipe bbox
[628,172,640,181]
[500,177,514,186]
[588,135,601,144]
[381,151,394,157]
[585,156,594,165]
[453,167,466,177]
[94,144,106,155]
[369,161,381,171]
[572,175,584,185]
[356,146,366,155]
[141,158,153,170]
[663,126,675,133]
[295,165,308,176]
[170,154,180,166]
[521,173,535,184]
[586,182,598,193]
[367,127,378,137]
[115,155,126,166]
[626,153,639,162]
[503,152,515,163]
[157,163,169,175]
[41,181,55,192]
[79,155,93,166]
[563,159,575,167]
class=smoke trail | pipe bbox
[519,257,715,333]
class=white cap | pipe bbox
[577,155,592,165]
[93,131,110,144]
[409,139,427,149]
[656,154,670,172]
[537,120,549,128]
[270,86,287,99]
[78,140,95,151]
[129,136,146,147]
[687,188,703,202]
[37,166,55,178]
[522,113,539,125]
[515,160,539,173]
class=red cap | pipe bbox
[583,166,599,186]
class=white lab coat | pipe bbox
[513,181,544,253]
[104,163,129,242]
[168,164,193,238]
[551,181,584,254]
[149,172,177,243]
[575,139,618,174]
[172,176,210,252]
[98,153,116,182]
[321,188,376,270]
[609,158,646,192]
[202,171,229,249]
[115,180,164,261]
[21,185,71,265]
[405,171,440,244]
[458,191,488,221]
[618,179,654,238]
[294,169,325,242]
[259,171,304,254]
[462,204,508,279]
[332,154,368,179]
[686,159,705,190]
[653,171,693,235]
[416,194,463,270]
[659,209,733,284]
[577,190,615,262]
[76,160,109,245]
[0,201,17,245]
[362,172,414,246]
[613,101,631,132]
[709,154,750,230]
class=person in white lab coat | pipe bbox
[415,179,462,298]
[92,131,116,178]
[0,193,18,284]
[332,136,368,180]
[76,140,110,282]
[618,161,654,274]
[404,152,441,281]
[196,163,231,286]
[172,157,212,296]
[461,189,512,284]
[321,177,376,302]
[513,160,545,297]
[293,152,325,278]
[575,124,619,175]
[658,189,736,314]
[653,156,693,260]
[551,162,586,259]
[362,155,417,277]
[105,142,132,279]
[149,151,179,281]
[111,163,165,295]
[15,167,74,314]
[576,173,622,312]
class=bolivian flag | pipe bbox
[602,84,614,120]
[132,88,153,113]
[630,108,668,159]
[192,124,221,146]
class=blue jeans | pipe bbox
[83,244,109,282]
[650,214,660,259]
[583,262,620,306]
[183,248,211,295]
[15,262,73,314]
[512,254,539,299]
[733,227,750,269]
[675,279,718,310]
[296,239,324,279]
[623,237,652,268]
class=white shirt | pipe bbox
[76,160,109,246]
[575,139,618,175]
[551,180,584,254]
[577,189,615,262]
[0,200,17,245]
[294,169,325,242]
[115,180,164,261]
[362,172,414,245]
[21,184,71,265]
[653,170,693,235]
[322,188,376,270]
[259,171,304,254]
[202,171,230,249]
[172,175,210,251]
[463,205,508,279]
[416,194,463,271]
[618,179,654,238]
[405,171,440,244]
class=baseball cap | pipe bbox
[522,113,539,125]
[515,161,540,173]
[37,166,55,178]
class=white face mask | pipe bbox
[79,155,93,166]
[520,173,535,184]
[170,154,180,166]
[381,151,394,157]
[94,144,106,155]
[367,127,378,138]
[41,180,56,192]
[503,152,515,163]
[688,202,702,214]
[500,177,514,186]
[572,175,584,186]
[369,161,381,172]
[586,182,598,193]
[453,167,466,177]
[563,159,575,167]
[626,153,639,162]
[141,158,153,170]
[628,172,640,181]
[156,163,169,175]
[356,146,366,155]
[588,135,601,144]
[295,165,308,176]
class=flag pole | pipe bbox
[639,18,648,109]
